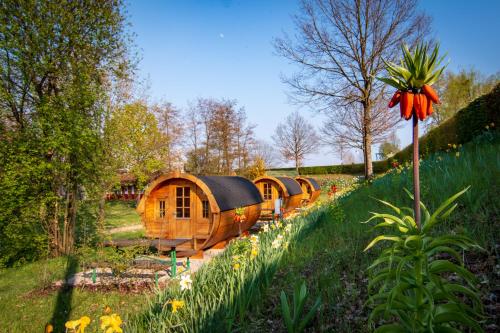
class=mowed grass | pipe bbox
[104,200,141,229]
[0,256,149,333]
[246,137,499,332]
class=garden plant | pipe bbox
[363,42,485,331]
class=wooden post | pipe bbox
[413,113,421,228]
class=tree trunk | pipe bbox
[363,104,373,179]
[295,155,300,175]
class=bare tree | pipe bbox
[321,99,400,158]
[252,140,280,168]
[272,112,319,174]
[153,101,184,171]
[184,97,257,175]
[274,0,430,179]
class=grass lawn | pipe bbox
[104,200,141,229]
[0,256,150,333]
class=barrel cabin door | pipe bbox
[260,181,282,213]
[170,182,193,239]
[300,182,311,201]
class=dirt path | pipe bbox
[106,224,144,234]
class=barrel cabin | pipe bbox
[295,176,321,205]
[253,176,303,216]
[137,173,263,251]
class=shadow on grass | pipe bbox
[50,256,79,332]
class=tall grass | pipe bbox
[254,135,499,331]
[128,134,499,332]
[126,205,329,332]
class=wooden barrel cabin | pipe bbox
[253,176,303,216]
[137,172,263,251]
[295,176,321,205]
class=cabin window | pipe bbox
[263,183,272,200]
[176,186,190,218]
[202,200,209,218]
[159,199,166,218]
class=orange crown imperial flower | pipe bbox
[379,43,446,122]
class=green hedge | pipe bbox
[392,83,500,162]
[268,160,390,175]
[268,83,500,175]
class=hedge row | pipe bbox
[392,83,500,162]
[268,83,500,175]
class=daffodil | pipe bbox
[65,316,91,333]
[169,299,185,313]
[250,248,258,259]
[233,263,240,270]
[100,314,123,333]
[249,235,259,244]
[261,224,269,232]
[179,274,193,291]
[285,224,292,232]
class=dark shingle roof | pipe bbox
[307,177,321,191]
[196,176,263,212]
[276,177,303,196]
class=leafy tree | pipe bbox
[105,101,168,187]
[0,0,131,263]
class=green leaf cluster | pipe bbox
[364,188,484,332]
[377,43,447,90]
[280,281,322,333]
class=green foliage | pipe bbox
[378,43,446,90]
[0,0,131,265]
[104,101,169,187]
[364,189,484,332]
[280,281,322,333]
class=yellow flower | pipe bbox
[168,299,185,313]
[452,144,457,149]
[65,316,91,333]
[100,314,123,333]
[233,263,240,270]
[250,249,258,259]
[456,152,460,157]
[103,305,112,314]
[65,320,80,330]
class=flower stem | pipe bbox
[413,113,421,229]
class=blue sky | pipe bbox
[127,0,500,166]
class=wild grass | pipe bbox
[248,134,499,332]
[129,134,498,332]
[126,205,329,332]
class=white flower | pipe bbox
[285,224,292,232]
[272,234,284,249]
[261,224,269,233]
[250,235,259,244]
[179,274,192,291]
